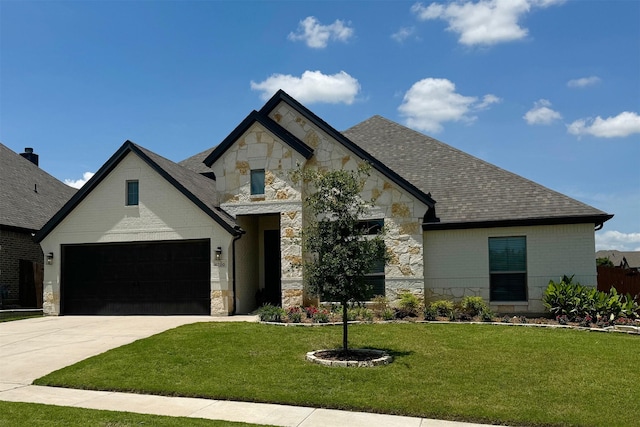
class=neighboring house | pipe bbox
[0,144,76,308]
[595,250,640,298]
[35,90,612,316]
[596,250,640,269]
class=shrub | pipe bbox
[351,306,374,322]
[381,307,395,321]
[395,292,422,318]
[304,306,319,319]
[430,300,455,320]
[461,296,489,317]
[544,275,639,322]
[257,304,285,322]
[286,306,303,323]
[312,308,330,323]
[370,295,390,315]
[346,307,358,321]
[481,309,495,322]
[423,306,437,321]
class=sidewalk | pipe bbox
[0,316,500,427]
[0,384,488,427]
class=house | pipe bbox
[595,250,640,298]
[0,144,77,308]
[35,90,612,316]
[596,250,640,270]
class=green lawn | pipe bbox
[0,401,269,427]
[35,322,640,427]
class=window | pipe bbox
[489,236,527,301]
[362,219,385,298]
[126,180,139,206]
[250,169,265,195]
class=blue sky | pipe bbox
[1,0,638,250]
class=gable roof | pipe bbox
[596,250,640,269]
[257,90,437,209]
[202,110,314,167]
[342,116,612,230]
[35,141,241,242]
[0,143,77,232]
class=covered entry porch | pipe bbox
[233,210,304,314]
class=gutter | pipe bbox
[231,226,245,315]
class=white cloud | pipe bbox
[391,26,417,43]
[65,172,94,189]
[596,230,640,251]
[398,78,497,133]
[567,111,640,138]
[411,0,564,46]
[476,94,502,110]
[250,70,360,104]
[567,76,601,88]
[288,16,354,49]
[523,99,562,125]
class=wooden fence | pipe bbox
[597,266,640,298]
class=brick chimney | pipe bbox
[20,147,39,166]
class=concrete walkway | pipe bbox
[0,316,500,427]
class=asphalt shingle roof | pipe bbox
[0,143,77,231]
[342,116,611,227]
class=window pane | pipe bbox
[489,237,526,272]
[490,273,527,301]
[489,236,527,301]
[250,170,265,195]
[363,276,385,298]
[126,181,139,206]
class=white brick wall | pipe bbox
[424,223,597,314]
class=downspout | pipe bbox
[231,227,245,315]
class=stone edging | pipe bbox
[260,320,639,335]
[306,349,393,367]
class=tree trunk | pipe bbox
[342,301,348,354]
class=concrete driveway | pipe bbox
[0,315,256,387]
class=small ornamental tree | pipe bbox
[294,164,388,354]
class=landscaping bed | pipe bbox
[255,286,640,333]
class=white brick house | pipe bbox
[36,90,612,316]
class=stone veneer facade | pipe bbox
[209,101,430,309]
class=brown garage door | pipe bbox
[61,239,210,315]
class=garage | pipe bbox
[61,239,211,315]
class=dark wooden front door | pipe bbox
[61,239,210,315]
[263,230,281,306]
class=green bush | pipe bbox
[543,275,639,321]
[461,296,490,317]
[381,307,395,321]
[481,309,495,322]
[396,292,422,318]
[257,304,285,322]
[429,300,455,320]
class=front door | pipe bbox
[263,230,281,306]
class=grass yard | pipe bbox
[35,322,639,427]
[0,401,268,427]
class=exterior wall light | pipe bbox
[46,252,54,265]
[215,247,222,261]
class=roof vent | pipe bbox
[20,147,39,166]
